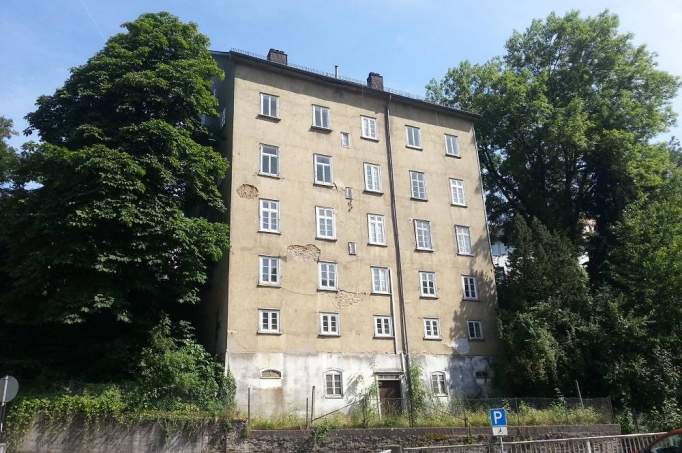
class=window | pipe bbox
[371,267,390,294]
[430,372,447,395]
[455,225,472,255]
[348,242,357,255]
[367,214,386,245]
[406,125,422,148]
[260,369,282,379]
[409,171,427,200]
[414,220,433,251]
[424,318,441,339]
[259,256,280,286]
[341,132,351,148]
[318,262,338,290]
[320,313,340,336]
[314,154,333,185]
[312,105,330,129]
[450,178,466,206]
[467,320,483,340]
[259,309,280,333]
[324,371,343,397]
[462,275,478,300]
[445,134,460,156]
[316,207,336,240]
[259,199,279,233]
[259,144,279,177]
[361,116,377,139]
[374,316,393,337]
[364,163,382,193]
[260,93,279,118]
[419,271,437,297]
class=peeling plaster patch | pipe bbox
[237,184,258,199]
[286,244,321,262]
[334,290,367,308]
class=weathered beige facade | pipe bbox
[203,49,499,416]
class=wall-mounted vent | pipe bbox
[344,187,353,200]
[348,242,357,255]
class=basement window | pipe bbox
[261,369,282,379]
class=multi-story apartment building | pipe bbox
[203,48,498,416]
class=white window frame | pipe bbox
[450,178,466,206]
[258,256,280,286]
[409,171,427,200]
[260,93,279,119]
[374,315,393,337]
[361,116,378,140]
[319,312,340,336]
[423,318,441,339]
[316,206,336,240]
[259,309,280,334]
[318,261,338,291]
[462,275,479,300]
[312,104,331,129]
[324,370,343,397]
[414,219,433,251]
[467,320,483,340]
[367,214,386,246]
[455,225,473,255]
[406,125,422,149]
[259,199,280,233]
[430,372,447,396]
[444,134,460,157]
[419,271,437,298]
[314,154,333,185]
[259,144,280,177]
[340,132,351,148]
[371,266,390,294]
[364,163,382,193]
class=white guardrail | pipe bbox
[396,433,665,453]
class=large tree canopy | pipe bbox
[0,12,228,329]
[0,116,18,192]
[426,10,679,279]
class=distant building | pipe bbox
[202,49,499,416]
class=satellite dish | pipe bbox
[451,337,470,354]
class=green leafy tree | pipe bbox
[494,217,596,396]
[0,13,228,374]
[426,10,679,280]
[0,116,18,192]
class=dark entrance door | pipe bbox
[378,379,402,416]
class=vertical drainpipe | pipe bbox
[383,94,414,418]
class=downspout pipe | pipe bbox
[383,94,414,421]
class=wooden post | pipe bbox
[306,397,309,429]
[310,386,316,427]
[247,386,251,426]
[575,380,584,408]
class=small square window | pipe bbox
[319,262,338,291]
[445,134,460,156]
[431,372,447,395]
[341,132,351,148]
[314,154,333,185]
[409,171,427,200]
[260,93,279,118]
[259,309,280,333]
[462,276,479,300]
[259,199,280,233]
[361,116,378,140]
[367,214,386,246]
[371,267,390,294]
[348,242,357,255]
[320,313,340,336]
[424,318,441,339]
[374,316,393,337]
[259,256,280,286]
[455,225,472,255]
[406,125,422,148]
[259,144,280,177]
[312,105,331,129]
[414,219,433,251]
[467,320,483,340]
[316,207,336,240]
[364,163,382,193]
[419,271,437,297]
[450,178,466,206]
[325,371,343,397]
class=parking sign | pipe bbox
[489,408,508,436]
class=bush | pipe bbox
[135,316,235,411]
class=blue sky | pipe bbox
[2,0,681,149]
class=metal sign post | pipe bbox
[489,407,508,453]
[0,375,19,448]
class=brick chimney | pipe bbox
[367,72,384,90]
[267,48,288,65]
